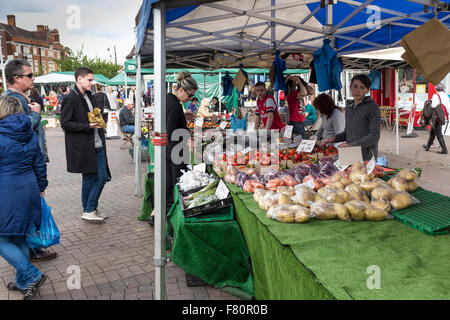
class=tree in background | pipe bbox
[54,46,121,79]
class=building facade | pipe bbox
[0,15,66,75]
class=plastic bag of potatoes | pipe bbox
[266,204,311,223]
[291,185,317,208]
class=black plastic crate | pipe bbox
[179,190,233,219]
[185,273,208,287]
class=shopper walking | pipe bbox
[60,67,111,222]
[3,59,55,262]
[319,74,381,161]
[0,96,48,300]
[106,86,118,110]
[423,83,448,154]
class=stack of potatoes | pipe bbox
[254,162,420,224]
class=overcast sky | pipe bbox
[0,0,142,64]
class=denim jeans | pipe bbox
[122,125,135,134]
[303,118,315,126]
[82,147,108,213]
[288,121,306,139]
[0,236,42,290]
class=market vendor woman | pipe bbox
[319,74,381,161]
[160,71,198,225]
[253,82,285,133]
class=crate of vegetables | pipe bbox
[179,179,233,218]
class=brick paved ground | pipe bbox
[0,126,239,300]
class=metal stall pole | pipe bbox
[134,28,143,197]
[125,71,128,99]
[0,36,7,92]
[219,71,222,113]
[153,1,168,301]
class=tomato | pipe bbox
[232,161,238,166]
[294,153,300,162]
[222,154,227,161]
[233,154,238,161]
[289,149,295,156]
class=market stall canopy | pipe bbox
[134,0,450,69]
[125,58,309,74]
[34,73,75,84]
[34,71,110,85]
[107,72,137,86]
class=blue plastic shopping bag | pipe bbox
[230,113,248,132]
[27,196,60,249]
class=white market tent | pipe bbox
[34,73,75,84]
[133,0,450,300]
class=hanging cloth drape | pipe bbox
[273,50,287,92]
[313,39,343,92]
[222,71,234,96]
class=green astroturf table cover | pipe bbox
[168,186,255,296]
[227,182,450,300]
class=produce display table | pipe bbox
[167,186,255,297]
[226,182,450,300]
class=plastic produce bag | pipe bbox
[27,196,60,249]
[230,113,248,132]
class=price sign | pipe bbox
[293,135,303,142]
[242,147,252,155]
[334,159,349,171]
[366,156,376,175]
[289,142,300,149]
[283,125,293,139]
[258,129,267,136]
[296,139,316,153]
[195,118,203,127]
[301,179,316,189]
[215,180,230,200]
[193,163,206,173]
[219,121,227,130]
[247,122,255,132]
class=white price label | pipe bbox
[195,118,203,127]
[366,156,376,175]
[296,139,316,153]
[215,180,230,200]
[334,159,349,172]
[193,163,206,173]
[247,122,255,132]
[219,121,227,130]
[293,135,303,142]
[258,129,267,136]
[284,125,293,139]
[301,179,316,189]
[242,147,252,155]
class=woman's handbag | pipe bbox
[27,196,60,249]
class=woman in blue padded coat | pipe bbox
[0,96,48,300]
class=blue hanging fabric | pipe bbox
[27,196,60,249]
[230,113,248,132]
[273,51,287,92]
[222,71,234,96]
[368,69,381,90]
[313,39,343,92]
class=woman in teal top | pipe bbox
[303,101,317,126]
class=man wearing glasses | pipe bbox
[4,59,48,160]
[3,59,54,262]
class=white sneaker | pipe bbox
[94,210,108,219]
[81,212,105,222]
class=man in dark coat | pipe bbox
[61,67,111,223]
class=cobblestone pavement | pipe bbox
[0,126,239,301]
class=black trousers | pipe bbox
[165,157,187,214]
[427,122,444,147]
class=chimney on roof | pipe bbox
[37,25,45,32]
[51,29,60,43]
[7,15,16,27]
